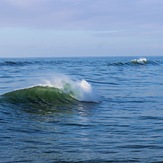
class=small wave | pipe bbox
[0,61,32,66]
[0,59,73,67]
[107,61,129,66]
[107,57,159,67]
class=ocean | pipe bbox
[0,56,163,162]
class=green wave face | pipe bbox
[2,86,77,114]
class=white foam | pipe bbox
[137,58,147,63]
[41,75,100,103]
[132,58,147,64]
[80,79,92,92]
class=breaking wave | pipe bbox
[107,58,158,66]
[1,78,100,113]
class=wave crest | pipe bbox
[41,78,99,103]
[131,58,147,64]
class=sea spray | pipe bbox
[42,76,100,103]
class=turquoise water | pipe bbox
[0,56,163,162]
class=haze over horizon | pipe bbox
[0,0,163,57]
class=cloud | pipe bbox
[0,0,162,31]
[0,0,163,57]
[5,0,43,8]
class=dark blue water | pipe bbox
[0,56,163,162]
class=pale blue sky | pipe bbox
[0,0,163,57]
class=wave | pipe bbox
[0,61,32,66]
[107,58,158,67]
[1,79,100,113]
[1,57,159,68]
[0,60,70,67]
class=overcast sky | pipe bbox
[0,0,163,57]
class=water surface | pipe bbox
[0,56,163,162]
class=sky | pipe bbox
[0,0,163,57]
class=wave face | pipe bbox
[3,86,75,105]
[1,86,77,114]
